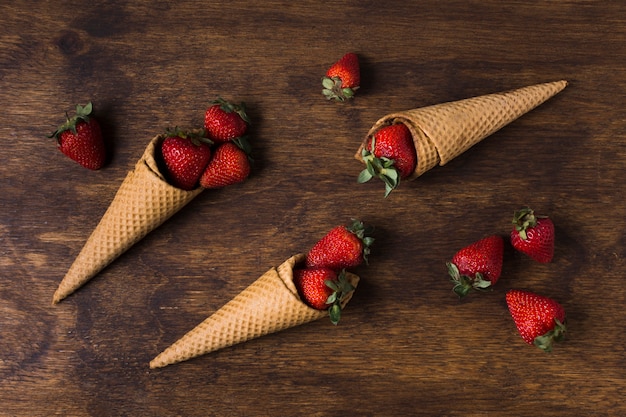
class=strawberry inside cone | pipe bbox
[358,123,417,197]
[293,268,355,325]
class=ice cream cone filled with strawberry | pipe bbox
[150,219,373,368]
[53,99,252,304]
[356,80,567,196]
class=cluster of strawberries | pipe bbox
[447,207,565,352]
[294,219,374,325]
[160,98,252,190]
[50,97,253,191]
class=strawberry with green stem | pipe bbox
[511,207,555,263]
[49,102,106,170]
[357,123,417,197]
[293,267,355,325]
[506,289,566,352]
[322,52,360,101]
[447,235,504,298]
[306,219,374,270]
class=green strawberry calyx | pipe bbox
[49,102,94,140]
[322,76,358,102]
[533,318,567,352]
[165,126,213,147]
[512,207,547,240]
[325,269,355,325]
[357,137,400,197]
[347,218,375,265]
[447,262,493,298]
[212,97,251,125]
[231,136,254,165]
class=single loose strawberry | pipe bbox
[506,289,566,352]
[322,52,360,101]
[204,97,250,143]
[199,138,252,189]
[447,235,504,298]
[306,219,374,270]
[511,207,555,263]
[293,268,355,325]
[357,123,418,197]
[160,128,212,190]
[49,102,106,170]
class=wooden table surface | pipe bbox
[2,1,625,416]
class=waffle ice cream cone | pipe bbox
[356,80,567,179]
[52,135,203,304]
[150,254,360,368]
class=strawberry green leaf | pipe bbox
[48,101,95,139]
[359,139,401,197]
[329,304,342,325]
[323,270,355,325]
[357,168,373,183]
[322,76,358,102]
[533,318,566,352]
[447,262,492,298]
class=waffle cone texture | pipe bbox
[355,80,567,179]
[150,254,360,368]
[52,135,203,304]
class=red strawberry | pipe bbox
[357,123,418,197]
[447,235,504,298]
[49,102,106,170]
[199,139,252,189]
[293,268,355,325]
[204,97,250,143]
[511,207,555,263]
[322,52,360,101]
[160,128,212,190]
[306,219,374,270]
[506,289,566,352]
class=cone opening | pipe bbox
[145,134,205,192]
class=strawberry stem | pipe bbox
[325,270,355,325]
[512,207,546,240]
[346,218,375,265]
[447,262,492,298]
[49,102,94,139]
[533,318,566,352]
[322,76,358,101]
[357,138,400,197]
[212,96,251,124]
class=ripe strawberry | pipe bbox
[160,128,212,191]
[204,97,250,143]
[199,139,252,189]
[293,268,355,325]
[506,289,566,352]
[306,219,374,270]
[447,235,504,298]
[49,102,106,170]
[511,207,555,263]
[322,52,360,101]
[357,123,418,197]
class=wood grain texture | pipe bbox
[1,1,625,416]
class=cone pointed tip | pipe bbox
[149,358,167,369]
[52,292,63,305]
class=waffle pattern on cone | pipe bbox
[150,254,360,368]
[357,80,567,179]
[53,135,203,304]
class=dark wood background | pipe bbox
[1,1,625,416]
